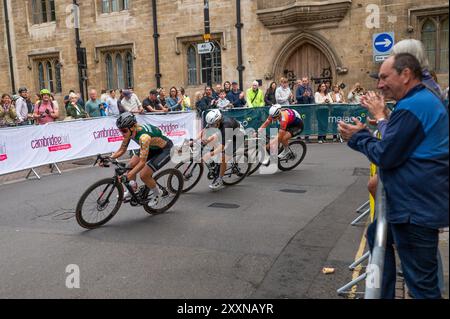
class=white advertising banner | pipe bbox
[0,112,197,175]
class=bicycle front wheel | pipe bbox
[75,178,123,229]
[174,160,204,193]
[278,140,307,171]
[143,169,184,215]
[222,153,251,185]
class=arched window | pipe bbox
[187,45,197,85]
[55,60,62,93]
[125,52,134,89]
[105,54,114,90]
[46,61,54,92]
[38,62,45,90]
[440,18,448,72]
[422,19,437,71]
[116,54,124,89]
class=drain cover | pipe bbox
[279,189,307,194]
[208,203,240,209]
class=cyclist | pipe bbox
[104,112,173,206]
[197,109,245,191]
[256,104,304,165]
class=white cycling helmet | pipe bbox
[205,109,223,126]
[269,104,282,118]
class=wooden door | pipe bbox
[284,43,332,88]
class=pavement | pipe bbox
[0,143,447,299]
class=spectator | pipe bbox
[63,89,84,111]
[296,77,314,104]
[33,89,59,125]
[338,53,449,299]
[85,89,102,117]
[117,89,125,113]
[166,86,182,111]
[180,87,191,111]
[193,90,204,115]
[315,83,330,143]
[347,82,365,104]
[246,80,265,107]
[121,89,143,114]
[0,94,18,127]
[100,89,108,103]
[213,84,222,100]
[15,87,30,125]
[158,88,167,107]
[275,77,293,106]
[106,90,120,116]
[315,83,331,104]
[223,81,232,95]
[66,92,88,119]
[227,81,246,108]
[324,80,332,94]
[264,81,277,106]
[143,89,168,113]
[328,84,346,103]
[216,89,233,110]
[197,86,216,115]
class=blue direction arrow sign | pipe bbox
[373,32,394,63]
[373,32,394,54]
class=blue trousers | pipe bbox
[367,221,441,299]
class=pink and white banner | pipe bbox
[0,112,197,175]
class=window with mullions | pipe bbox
[31,0,56,24]
[36,58,62,93]
[103,50,134,90]
[186,41,222,85]
[101,0,130,13]
[420,15,449,73]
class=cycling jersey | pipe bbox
[123,124,171,161]
[260,108,304,137]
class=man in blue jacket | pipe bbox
[338,53,449,299]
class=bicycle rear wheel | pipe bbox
[143,169,184,215]
[278,140,307,171]
[222,153,251,185]
[174,160,204,193]
[75,178,123,229]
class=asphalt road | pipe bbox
[0,143,372,298]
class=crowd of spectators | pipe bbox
[2,76,448,129]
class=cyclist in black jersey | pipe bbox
[198,109,245,190]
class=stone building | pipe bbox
[0,0,448,104]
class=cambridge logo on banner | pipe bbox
[0,141,7,161]
[30,134,72,152]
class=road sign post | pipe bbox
[373,32,394,63]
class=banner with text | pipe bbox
[0,112,197,175]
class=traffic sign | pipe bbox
[197,42,215,54]
[373,32,394,63]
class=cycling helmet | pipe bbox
[116,112,137,129]
[269,104,282,118]
[205,109,223,127]
[40,89,51,96]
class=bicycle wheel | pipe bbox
[174,160,204,193]
[222,153,251,185]
[246,146,263,176]
[278,140,307,171]
[143,169,184,215]
[75,178,123,229]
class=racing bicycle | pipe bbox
[75,154,184,229]
[174,139,251,193]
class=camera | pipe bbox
[45,109,50,115]
[339,83,346,90]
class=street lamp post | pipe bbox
[73,0,86,102]
[203,0,212,87]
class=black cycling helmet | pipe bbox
[116,112,137,129]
